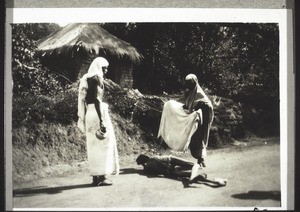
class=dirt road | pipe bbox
[12,142,280,210]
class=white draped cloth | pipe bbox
[84,103,119,176]
[77,58,119,176]
[157,100,202,152]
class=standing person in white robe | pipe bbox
[158,73,214,181]
[77,57,119,186]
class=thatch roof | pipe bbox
[37,23,143,63]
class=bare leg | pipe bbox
[171,170,191,178]
[169,156,194,170]
[190,175,227,186]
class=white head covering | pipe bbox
[184,74,210,112]
[85,57,109,78]
[79,57,109,90]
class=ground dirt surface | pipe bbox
[12,138,281,210]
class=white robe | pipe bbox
[85,103,119,176]
[157,100,202,152]
[77,70,119,176]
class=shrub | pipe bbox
[12,88,78,128]
[12,24,67,97]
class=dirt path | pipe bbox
[12,142,280,209]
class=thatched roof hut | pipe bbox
[36,23,143,87]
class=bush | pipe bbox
[12,88,78,128]
[105,90,136,119]
[12,24,67,97]
[51,88,78,124]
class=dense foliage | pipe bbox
[12,23,66,96]
[12,23,279,103]
[104,23,279,102]
[12,87,78,129]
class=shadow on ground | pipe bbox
[121,167,226,189]
[13,183,92,197]
[231,190,281,201]
[13,168,143,197]
[13,168,227,197]
[119,167,144,175]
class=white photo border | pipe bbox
[5,8,295,211]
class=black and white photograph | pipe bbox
[4,5,294,211]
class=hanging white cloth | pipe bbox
[157,100,202,152]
